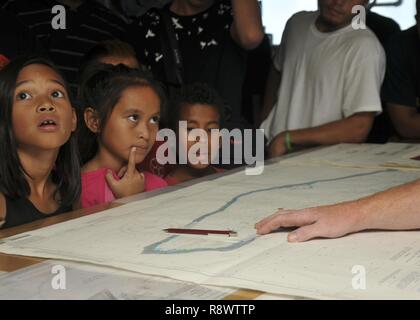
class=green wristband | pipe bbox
[285,131,293,152]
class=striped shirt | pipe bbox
[1,0,138,94]
[0,8,45,67]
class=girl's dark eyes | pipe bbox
[128,114,139,122]
[16,90,65,100]
[128,115,160,123]
[150,116,160,124]
[16,92,32,100]
[51,90,65,98]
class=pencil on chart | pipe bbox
[163,228,238,237]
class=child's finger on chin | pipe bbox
[118,166,127,178]
[126,147,137,174]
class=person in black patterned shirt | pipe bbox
[135,0,263,128]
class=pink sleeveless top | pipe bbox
[81,168,167,208]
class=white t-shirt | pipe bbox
[261,11,385,143]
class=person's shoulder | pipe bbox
[288,10,318,24]
[345,26,384,56]
[282,10,317,35]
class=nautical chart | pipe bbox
[1,146,420,299]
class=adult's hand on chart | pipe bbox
[255,203,364,242]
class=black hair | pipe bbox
[169,83,226,130]
[78,63,167,164]
[79,39,140,83]
[0,56,81,208]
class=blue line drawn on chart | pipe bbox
[143,169,396,255]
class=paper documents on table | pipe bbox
[282,143,420,170]
[1,145,420,299]
[0,260,234,300]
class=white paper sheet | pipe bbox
[0,260,234,300]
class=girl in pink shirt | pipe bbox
[78,64,167,208]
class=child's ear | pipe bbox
[84,107,100,133]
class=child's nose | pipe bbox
[136,123,150,140]
[37,103,56,113]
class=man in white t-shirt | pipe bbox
[260,0,385,158]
